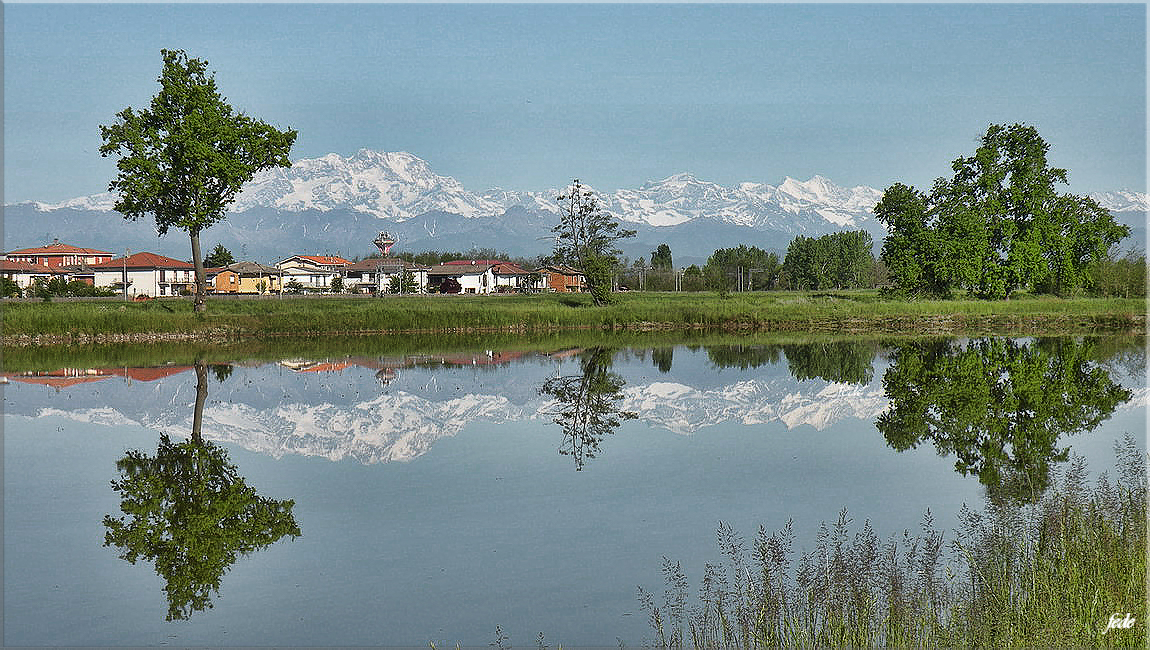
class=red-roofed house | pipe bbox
[0,260,57,290]
[5,240,115,268]
[90,252,196,297]
[491,262,538,292]
[276,255,352,291]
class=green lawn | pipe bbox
[2,291,1145,344]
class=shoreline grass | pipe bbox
[636,436,1147,648]
[2,291,1145,346]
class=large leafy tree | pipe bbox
[782,230,873,290]
[552,180,636,305]
[877,338,1132,503]
[703,245,781,291]
[100,49,297,312]
[876,124,1129,299]
[103,362,300,620]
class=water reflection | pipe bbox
[704,341,879,384]
[102,362,301,620]
[539,347,637,470]
[877,338,1133,503]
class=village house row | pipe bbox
[1,240,587,297]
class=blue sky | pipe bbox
[5,3,1146,204]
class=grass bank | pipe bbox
[2,291,1145,346]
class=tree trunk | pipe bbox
[189,229,207,313]
[192,362,207,445]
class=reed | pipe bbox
[637,435,1147,648]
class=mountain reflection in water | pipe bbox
[6,337,1139,498]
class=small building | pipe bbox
[90,252,196,297]
[5,240,115,268]
[277,255,351,292]
[537,264,586,292]
[208,262,282,294]
[491,262,538,292]
[427,261,498,294]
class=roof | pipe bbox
[0,260,55,273]
[90,252,195,270]
[538,264,584,276]
[344,258,410,272]
[426,262,494,275]
[6,242,114,257]
[224,261,281,275]
[284,255,352,266]
[492,262,530,275]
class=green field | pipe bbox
[2,291,1145,345]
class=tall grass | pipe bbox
[3,292,1145,341]
[638,435,1147,648]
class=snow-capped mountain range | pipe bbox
[27,149,893,229]
[13,149,1146,263]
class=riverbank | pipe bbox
[3,291,1144,346]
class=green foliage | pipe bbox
[877,124,1130,299]
[651,243,674,270]
[552,180,636,305]
[539,347,637,469]
[26,276,118,299]
[103,434,300,620]
[782,230,875,290]
[703,245,781,291]
[99,49,296,311]
[0,277,21,298]
[203,244,235,268]
[329,275,344,293]
[283,279,304,294]
[1085,247,1146,298]
[387,269,419,293]
[681,265,705,291]
[878,338,1132,503]
[783,340,879,384]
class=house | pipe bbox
[491,262,538,292]
[0,260,56,290]
[426,261,498,294]
[89,252,196,297]
[537,264,586,292]
[208,262,282,294]
[5,240,115,268]
[343,258,429,294]
[276,254,351,291]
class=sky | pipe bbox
[4,3,1146,204]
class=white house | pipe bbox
[90,252,196,297]
[343,258,429,294]
[426,261,499,294]
[276,255,351,292]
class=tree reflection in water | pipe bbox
[103,362,301,620]
[540,347,637,470]
[878,338,1133,504]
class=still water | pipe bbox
[4,337,1145,646]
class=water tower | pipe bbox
[373,231,396,256]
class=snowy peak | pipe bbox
[1090,190,1149,213]
[233,149,504,219]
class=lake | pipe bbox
[3,335,1145,647]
